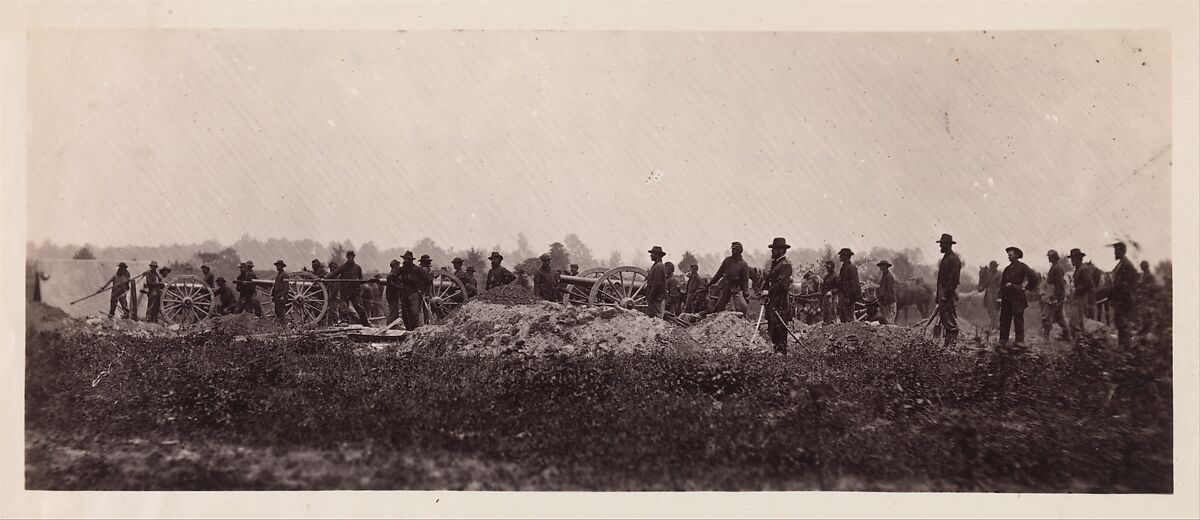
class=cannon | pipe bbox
[787,281,878,323]
[557,265,654,312]
[156,270,470,327]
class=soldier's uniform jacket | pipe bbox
[235,270,258,296]
[822,270,839,295]
[384,268,402,302]
[108,271,131,296]
[646,261,667,301]
[877,270,897,306]
[1000,260,1038,311]
[1046,263,1066,302]
[486,265,516,290]
[272,271,289,300]
[684,272,705,296]
[203,272,215,288]
[533,266,561,302]
[936,252,962,301]
[215,285,236,311]
[454,269,477,296]
[1108,257,1138,308]
[144,270,164,294]
[711,255,749,294]
[765,256,794,317]
[838,261,860,303]
[312,266,329,278]
[396,263,431,296]
[328,260,364,291]
[981,267,1002,304]
[1072,265,1095,298]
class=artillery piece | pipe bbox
[787,281,879,323]
[557,266,654,312]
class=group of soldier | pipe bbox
[97,233,1156,353]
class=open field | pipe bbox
[25,292,1173,492]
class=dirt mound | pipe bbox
[208,313,284,336]
[406,301,700,356]
[471,284,538,306]
[26,302,79,333]
[85,317,170,337]
[797,321,927,350]
[685,312,771,353]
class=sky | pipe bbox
[25,29,1171,266]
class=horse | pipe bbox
[895,278,933,324]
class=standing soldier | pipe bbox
[1137,260,1158,335]
[1041,250,1070,341]
[978,260,1002,333]
[200,265,215,289]
[534,253,561,303]
[486,252,516,290]
[999,247,1039,347]
[384,259,403,325]
[419,255,434,273]
[325,260,343,323]
[100,262,132,319]
[271,260,289,326]
[144,261,165,323]
[876,260,897,325]
[934,234,962,347]
[664,262,682,315]
[396,251,429,331]
[684,264,705,313]
[707,241,750,316]
[1098,241,1138,348]
[764,238,794,354]
[644,246,668,317]
[821,260,839,325]
[327,251,370,327]
[1066,249,1093,341]
[235,261,263,317]
[836,248,860,323]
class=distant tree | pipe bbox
[193,247,241,280]
[514,233,534,262]
[548,242,570,272]
[821,244,835,264]
[678,250,700,272]
[72,246,95,260]
[563,234,597,270]
[607,250,623,267]
[328,242,348,266]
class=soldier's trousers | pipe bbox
[933,300,959,340]
[1113,304,1133,348]
[999,304,1025,344]
[685,292,706,314]
[838,299,856,322]
[822,294,837,324]
[109,292,129,318]
[985,302,999,331]
[766,304,789,352]
[400,293,422,331]
[273,298,288,325]
[1041,301,1068,338]
[1068,298,1088,339]
[344,288,370,326]
[239,294,263,317]
[710,287,748,317]
[878,302,897,325]
[146,292,162,323]
[646,297,665,318]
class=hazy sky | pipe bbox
[26,29,1171,265]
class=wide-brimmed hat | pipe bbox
[936,233,956,244]
[647,245,666,255]
[768,237,791,249]
[837,248,854,257]
[245,260,255,267]
[877,260,892,268]
[401,251,415,260]
[539,253,552,261]
[1067,248,1086,259]
[117,262,128,268]
[451,257,464,264]
[419,254,432,263]
[1107,241,1126,249]
[149,261,159,267]
[1005,246,1023,259]
[488,251,504,261]
[215,276,226,283]
[1046,250,1059,258]
[274,260,287,267]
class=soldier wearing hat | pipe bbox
[485,252,516,290]
[933,234,962,346]
[200,265,215,289]
[419,254,433,272]
[821,260,839,325]
[311,259,328,278]
[327,251,369,326]
[393,251,431,331]
[978,260,1003,333]
[999,246,1039,346]
[213,276,237,315]
[533,252,561,303]
[142,261,165,323]
[836,248,860,323]
[271,260,290,325]
[1041,250,1069,341]
[876,260,897,325]
[234,260,263,318]
[450,257,476,297]
[708,241,750,317]
[1098,241,1138,347]
[684,264,706,314]
[664,262,682,316]
[1066,248,1094,340]
[764,238,795,353]
[644,246,668,317]
[100,262,133,319]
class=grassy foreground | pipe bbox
[26,321,1171,491]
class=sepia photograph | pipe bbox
[3,1,1198,518]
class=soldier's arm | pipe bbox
[709,258,729,286]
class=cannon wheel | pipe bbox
[258,271,329,326]
[160,275,215,325]
[587,266,650,312]
[854,284,879,322]
[427,269,469,323]
[564,267,608,306]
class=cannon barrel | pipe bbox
[559,273,647,291]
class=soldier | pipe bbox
[486,252,516,290]
[684,264,706,313]
[645,246,668,317]
[325,260,344,323]
[764,238,795,354]
[1041,250,1070,341]
[821,260,839,325]
[395,251,430,331]
[311,259,328,278]
[837,248,860,323]
[1137,260,1158,334]
[99,262,133,319]
[235,261,263,317]
[1084,260,1102,320]
[978,260,1002,333]
[144,261,165,323]
[1066,249,1094,341]
[419,254,433,273]
[451,257,477,297]
[200,265,215,289]
[876,260,897,325]
[707,241,750,316]
[999,247,1039,347]
[1098,241,1138,348]
[929,235,961,346]
[327,251,370,326]
[384,259,403,325]
[464,265,479,295]
[271,260,289,325]
[213,276,237,315]
[664,262,682,316]
[568,264,580,277]
[533,253,561,303]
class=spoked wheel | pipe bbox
[854,284,879,322]
[426,269,469,323]
[258,271,330,326]
[587,266,650,312]
[160,275,215,325]
[564,267,607,306]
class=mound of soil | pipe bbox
[406,301,700,356]
[26,302,78,334]
[209,313,284,336]
[799,321,926,350]
[685,312,771,353]
[471,284,538,306]
[86,316,169,337]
